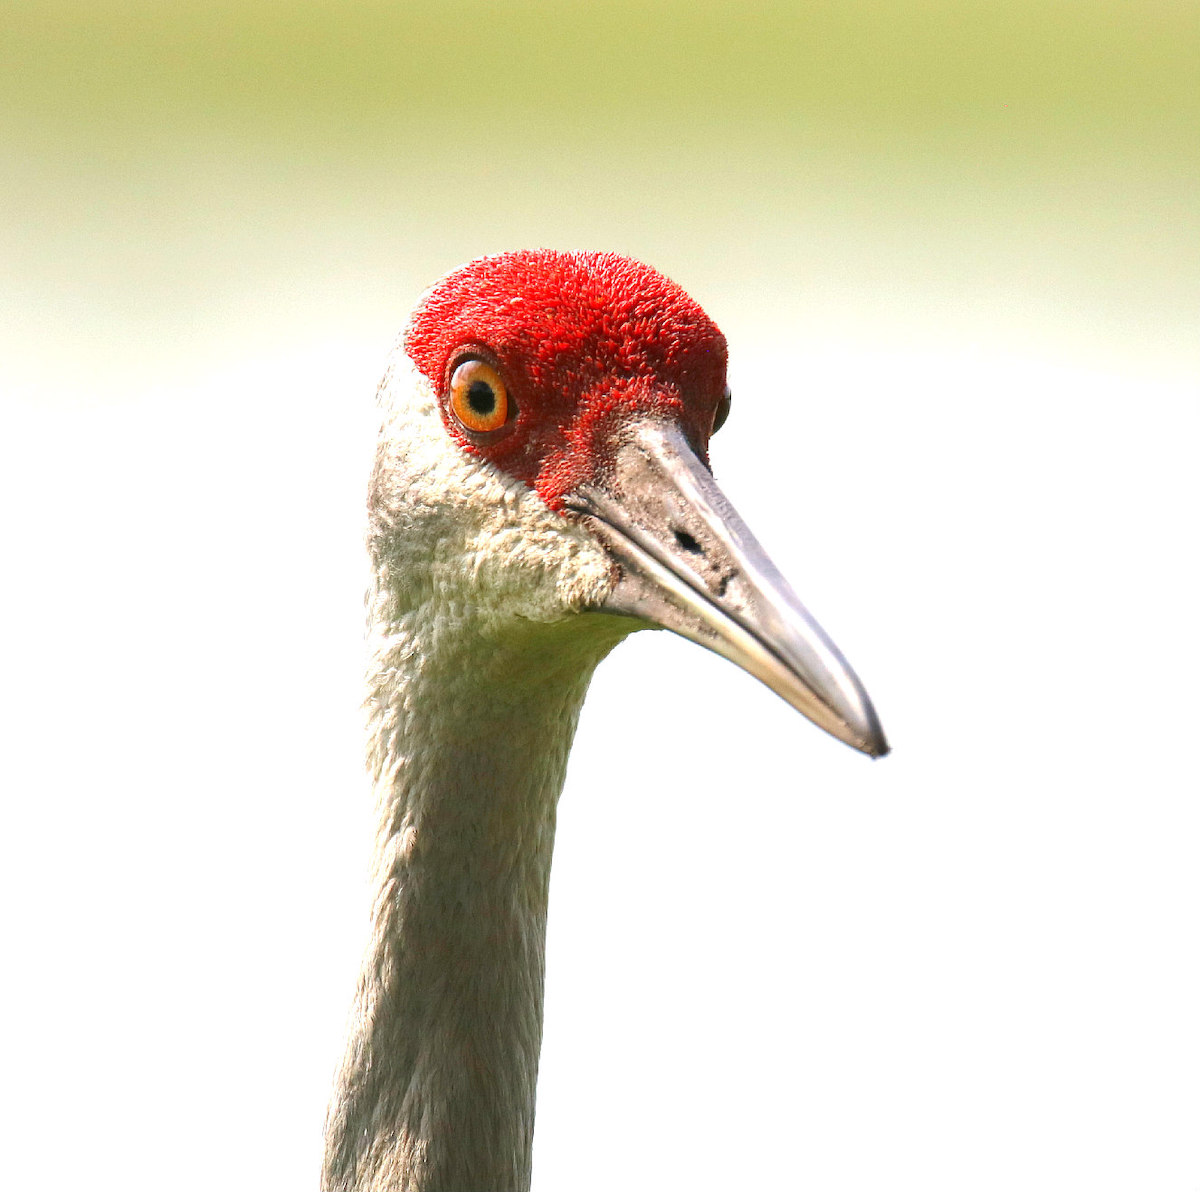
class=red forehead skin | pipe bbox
[405,250,728,509]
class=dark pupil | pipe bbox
[467,380,496,416]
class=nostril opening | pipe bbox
[673,528,704,555]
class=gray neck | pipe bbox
[323,605,630,1192]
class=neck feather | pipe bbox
[323,597,629,1192]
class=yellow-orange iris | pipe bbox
[449,359,509,433]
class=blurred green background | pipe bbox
[4,0,1197,392]
[3,5,1197,1192]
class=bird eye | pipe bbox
[712,386,732,435]
[449,359,510,433]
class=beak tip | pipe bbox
[828,685,888,759]
[836,691,888,758]
[845,725,889,758]
[863,714,889,758]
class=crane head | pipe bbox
[372,250,887,757]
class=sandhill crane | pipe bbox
[322,250,887,1192]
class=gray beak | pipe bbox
[565,420,888,757]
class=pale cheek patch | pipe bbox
[373,360,617,625]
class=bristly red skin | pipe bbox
[405,250,729,509]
